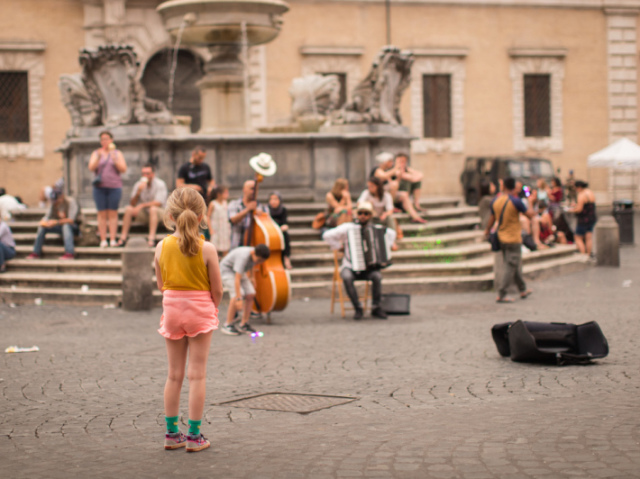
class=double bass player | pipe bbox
[224,153,291,325]
[322,201,396,320]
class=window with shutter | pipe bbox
[524,74,551,137]
[422,74,451,138]
[0,71,30,143]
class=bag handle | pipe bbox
[95,151,112,178]
[493,196,511,232]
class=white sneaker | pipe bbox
[99,240,108,248]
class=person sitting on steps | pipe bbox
[118,163,168,247]
[26,189,81,260]
[370,152,426,224]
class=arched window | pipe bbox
[141,49,203,132]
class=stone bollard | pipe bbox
[122,237,155,310]
[595,216,620,267]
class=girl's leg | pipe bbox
[412,185,422,210]
[97,211,107,243]
[186,331,214,422]
[575,234,586,254]
[400,193,426,223]
[585,231,593,256]
[164,337,188,417]
[107,210,119,244]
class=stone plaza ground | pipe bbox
[1,243,639,478]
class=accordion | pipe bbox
[347,224,392,272]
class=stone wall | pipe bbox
[60,126,412,206]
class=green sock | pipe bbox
[188,419,201,436]
[165,415,180,434]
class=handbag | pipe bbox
[92,153,111,186]
[488,197,510,252]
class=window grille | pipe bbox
[0,71,30,143]
[524,74,551,137]
[422,74,451,138]
[320,72,347,109]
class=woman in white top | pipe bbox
[357,177,398,250]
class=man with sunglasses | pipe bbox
[322,201,396,320]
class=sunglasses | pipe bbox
[357,211,372,216]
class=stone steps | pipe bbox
[9,196,462,222]
[4,258,122,273]
[0,286,123,306]
[291,242,492,268]
[0,271,123,290]
[288,245,579,283]
[290,252,590,299]
[290,230,484,254]
[0,196,587,306]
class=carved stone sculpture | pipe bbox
[332,46,413,125]
[289,74,341,121]
[59,45,174,134]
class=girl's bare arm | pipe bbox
[203,242,223,306]
[154,240,164,290]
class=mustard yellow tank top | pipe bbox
[159,235,210,291]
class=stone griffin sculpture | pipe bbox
[289,74,341,121]
[59,45,174,134]
[332,46,413,125]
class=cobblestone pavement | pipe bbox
[1,247,639,478]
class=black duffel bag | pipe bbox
[491,320,608,365]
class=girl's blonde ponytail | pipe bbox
[164,187,207,256]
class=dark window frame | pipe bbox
[0,71,30,143]
[422,74,452,139]
[524,74,551,138]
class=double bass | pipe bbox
[243,153,291,316]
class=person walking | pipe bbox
[154,188,223,452]
[88,130,127,247]
[484,177,534,303]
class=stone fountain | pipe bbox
[57,2,413,205]
[157,0,289,133]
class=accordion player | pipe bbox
[322,201,397,320]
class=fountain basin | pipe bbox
[157,0,289,46]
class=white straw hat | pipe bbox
[249,152,277,177]
[375,152,394,163]
[356,201,374,213]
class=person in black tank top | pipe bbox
[570,180,597,256]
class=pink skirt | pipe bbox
[158,290,219,340]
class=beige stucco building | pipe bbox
[1,0,638,204]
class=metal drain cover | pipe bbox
[217,392,358,414]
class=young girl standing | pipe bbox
[155,188,223,452]
[206,186,231,258]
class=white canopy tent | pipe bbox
[587,138,640,203]
[588,138,640,170]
